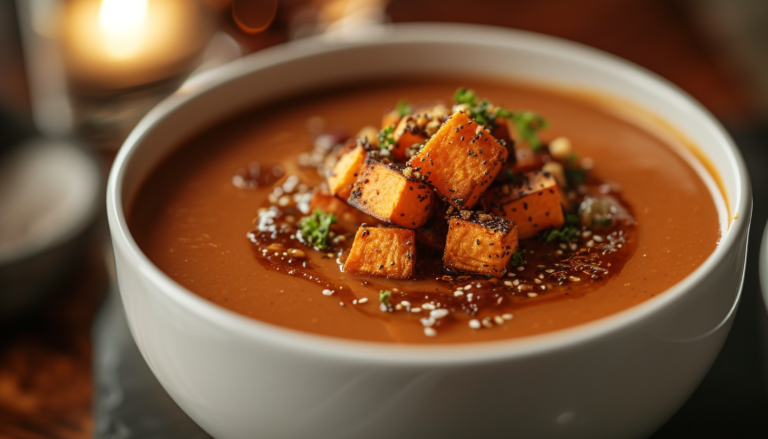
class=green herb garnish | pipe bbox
[298,209,337,250]
[453,87,549,151]
[396,100,412,117]
[511,252,525,267]
[379,290,392,309]
[378,125,396,151]
[545,214,580,243]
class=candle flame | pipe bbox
[98,0,148,59]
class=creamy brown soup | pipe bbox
[129,79,721,344]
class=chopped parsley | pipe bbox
[378,125,396,151]
[511,251,525,267]
[396,99,412,117]
[545,214,580,243]
[379,290,392,311]
[453,87,549,151]
[298,209,337,250]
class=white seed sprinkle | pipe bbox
[593,235,604,242]
[569,243,578,251]
[569,276,581,282]
[424,327,437,337]
[528,292,538,298]
[502,313,513,320]
[340,302,344,306]
[422,303,436,310]
[401,300,411,308]
[494,315,505,325]
[420,317,435,327]
[464,284,473,290]
[534,279,542,284]
[504,281,513,286]
[513,280,520,286]
[454,290,464,297]
[586,240,595,248]
[352,299,358,305]
[517,266,525,271]
[538,274,545,279]
[541,285,547,290]
[411,307,422,313]
[395,304,403,310]
[556,250,563,255]
[322,289,333,296]
[476,283,482,288]
[582,230,592,238]
[431,309,449,319]
[559,243,567,250]
[358,297,369,304]
[482,318,494,328]
[469,319,481,329]
[467,293,473,302]
[507,273,516,277]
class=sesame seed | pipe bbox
[431,309,449,319]
[586,240,595,247]
[340,302,344,306]
[401,300,411,308]
[464,284,473,290]
[352,299,358,305]
[513,280,520,286]
[482,318,494,328]
[517,266,525,271]
[593,235,604,242]
[454,290,464,297]
[504,281,513,286]
[358,297,369,304]
[541,285,547,290]
[411,307,422,313]
[502,313,513,320]
[582,230,592,238]
[469,319,481,329]
[556,250,563,255]
[569,276,581,282]
[494,316,505,325]
[534,279,542,284]
[527,293,538,298]
[422,303,436,310]
[467,293,473,302]
[395,304,403,310]
[559,243,567,250]
[424,327,437,337]
[420,317,435,327]
[322,289,333,296]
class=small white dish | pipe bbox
[107,24,751,439]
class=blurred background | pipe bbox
[0,0,766,437]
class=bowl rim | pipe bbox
[107,23,752,365]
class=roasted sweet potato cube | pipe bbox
[309,190,380,231]
[443,210,519,278]
[392,115,428,161]
[348,160,434,229]
[483,171,565,239]
[512,146,546,174]
[409,111,507,209]
[327,145,366,201]
[344,227,416,279]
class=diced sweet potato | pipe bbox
[512,145,546,174]
[409,111,507,209]
[348,158,434,229]
[483,171,565,239]
[392,115,428,161]
[309,190,380,231]
[327,145,366,201]
[344,227,416,279]
[443,210,519,278]
[414,199,449,249]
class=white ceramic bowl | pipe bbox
[107,24,751,439]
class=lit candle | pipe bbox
[62,0,214,92]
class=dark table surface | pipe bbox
[1,0,767,438]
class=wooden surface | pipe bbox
[0,1,758,438]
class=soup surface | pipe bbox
[129,79,721,344]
